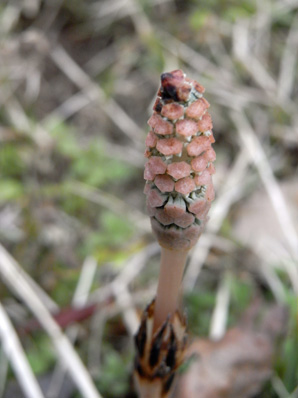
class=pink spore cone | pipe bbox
[155,209,174,226]
[204,148,216,162]
[156,138,183,156]
[194,170,212,186]
[161,103,184,120]
[186,98,210,120]
[164,199,186,218]
[187,136,212,157]
[154,174,175,193]
[144,70,216,250]
[145,130,157,148]
[176,119,198,137]
[148,113,173,136]
[148,156,167,175]
[206,183,215,201]
[147,188,167,207]
[175,177,196,195]
[191,156,208,172]
[167,162,191,180]
[197,112,213,132]
[174,212,195,228]
[188,198,209,216]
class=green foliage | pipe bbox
[47,118,81,159]
[138,35,165,72]
[71,142,133,187]
[185,290,216,336]
[100,69,116,98]
[0,143,25,177]
[229,276,253,324]
[51,267,82,306]
[178,353,198,374]
[189,10,212,30]
[47,117,135,187]
[82,211,134,262]
[0,179,24,202]
[188,0,256,27]
[100,212,134,245]
[97,348,131,398]
[223,3,255,22]
[26,335,55,374]
[0,141,27,203]
[278,294,298,393]
[186,276,254,337]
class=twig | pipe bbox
[112,280,140,336]
[209,273,231,340]
[88,306,108,374]
[89,0,171,32]
[184,149,251,290]
[68,180,150,233]
[0,242,58,313]
[230,110,298,292]
[128,0,153,37]
[253,1,272,63]
[0,344,9,397]
[46,257,98,398]
[160,29,270,109]
[272,374,291,398]
[72,257,98,308]
[258,261,286,302]
[0,3,20,34]
[49,44,144,146]
[89,243,160,305]
[0,244,102,398]
[236,50,277,97]
[158,30,234,83]
[0,301,45,398]
[4,97,53,149]
[277,15,298,101]
[232,18,250,61]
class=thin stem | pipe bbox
[153,247,188,331]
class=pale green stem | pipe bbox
[153,247,188,331]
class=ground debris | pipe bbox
[175,303,288,398]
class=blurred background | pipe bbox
[0,0,297,397]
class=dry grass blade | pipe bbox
[49,44,144,146]
[0,244,102,398]
[72,257,98,308]
[277,16,298,101]
[89,242,160,305]
[184,149,251,290]
[112,281,140,336]
[4,97,53,149]
[68,180,150,232]
[15,260,59,313]
[0,347,8,398]
[0,301,45,398]
[158,30,233,83]
[0,4,20,34]
[47,257,98,398]
[272,374,292,398]
[209,273,231,340]
[258,262,286,302]
[230,110,298,292]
